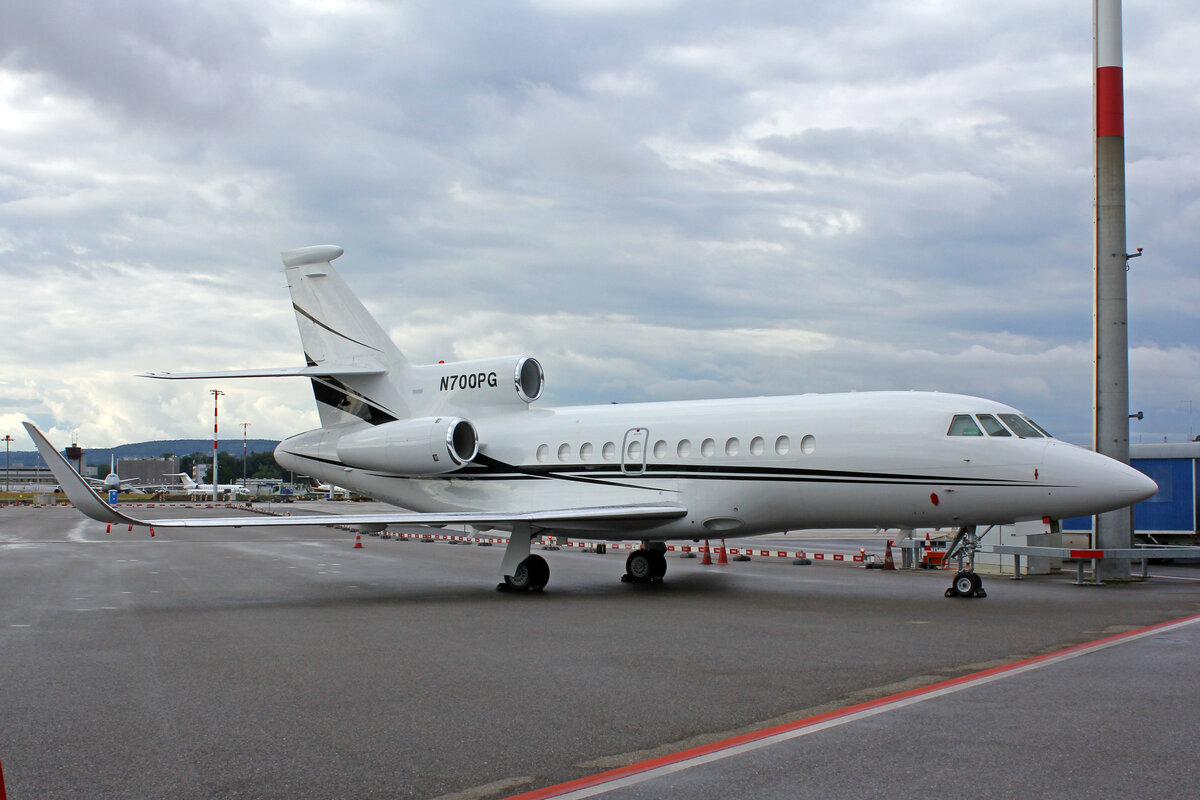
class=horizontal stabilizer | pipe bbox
[26,423,686,534]
[141,365,386,380]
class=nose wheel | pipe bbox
[943,526,987,599]
[945,569,986,598]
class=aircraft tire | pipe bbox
[953,571,975,596]
[967,571,983,595]
[503,555,550,592]
[649,550,667,580]
[625,550,654,583]
[526,554,550,591]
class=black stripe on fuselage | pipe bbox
[276,449,1054,490]
[310,376,398,425]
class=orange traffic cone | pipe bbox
[353,534,363,549]
[883,539,895,570]
[717,539,729,566]
[700,539,713,565]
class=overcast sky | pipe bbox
[2,0,1197,451]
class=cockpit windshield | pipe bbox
[998,414,1043,438]
[976,414,1011,436]
[947,413,1054,439]
[947,414,983,436]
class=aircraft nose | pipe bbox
[1075,446,1158,505]
[1042,443,1158,517]
[1119,461,1159,504]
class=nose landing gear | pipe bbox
[943,526,987,598]
[945,569,985,598]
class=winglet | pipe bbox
[22,423,146,527]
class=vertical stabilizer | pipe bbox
[281,246,413,426]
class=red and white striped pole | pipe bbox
[210,389,225,503]
[1093,0,1133,578]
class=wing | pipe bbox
[24,423,686,533]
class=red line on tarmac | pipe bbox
[502,613,1200,800]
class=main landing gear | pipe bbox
[942,525,987,599]
[497,524,550,593]
[496,528,670,592]
[621,546,667,584]
[498,554,549,593]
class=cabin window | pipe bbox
[775,435,790,455]
[947,415,983,437]
[998,414,1044,438]
[801,434,816,455]
[976,414,1011,437]
[557,443,571,461]
[602,441,616,460]
[654,440,667,458]
[677,439,692,458]
[536,444,550,462]
[580,442,594,461]
[701,438,716,458]
[725,437,739,456]
[627,440,642,460]
[750,436,765,456]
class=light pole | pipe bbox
[3,434,13,494]
[241,422,249,495]
[210,389,225,503]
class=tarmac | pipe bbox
[1,503,1197,799]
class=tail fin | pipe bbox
[166,473,197,489]
[281,246,413,427]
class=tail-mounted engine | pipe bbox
[412,355,544,410]
[336,416,479,475]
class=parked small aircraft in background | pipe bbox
[162,473,252,498]
[27,245,1157,596]
[83,456,148,495]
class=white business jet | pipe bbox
[163,473,252,498]
[26,245,1157,596]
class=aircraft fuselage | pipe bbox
[275,390,1152,540]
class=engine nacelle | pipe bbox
[411,355,544,410]
[335,417,479,475]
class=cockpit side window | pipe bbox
[999,413,1044,438]
[947,414,983,436]
[976,414,1012,437]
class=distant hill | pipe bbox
[5,439,281,467]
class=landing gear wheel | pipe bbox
[948,570,985,599]
[625,550,656,583]
[502,554,550,592]
[649,550,667,580]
